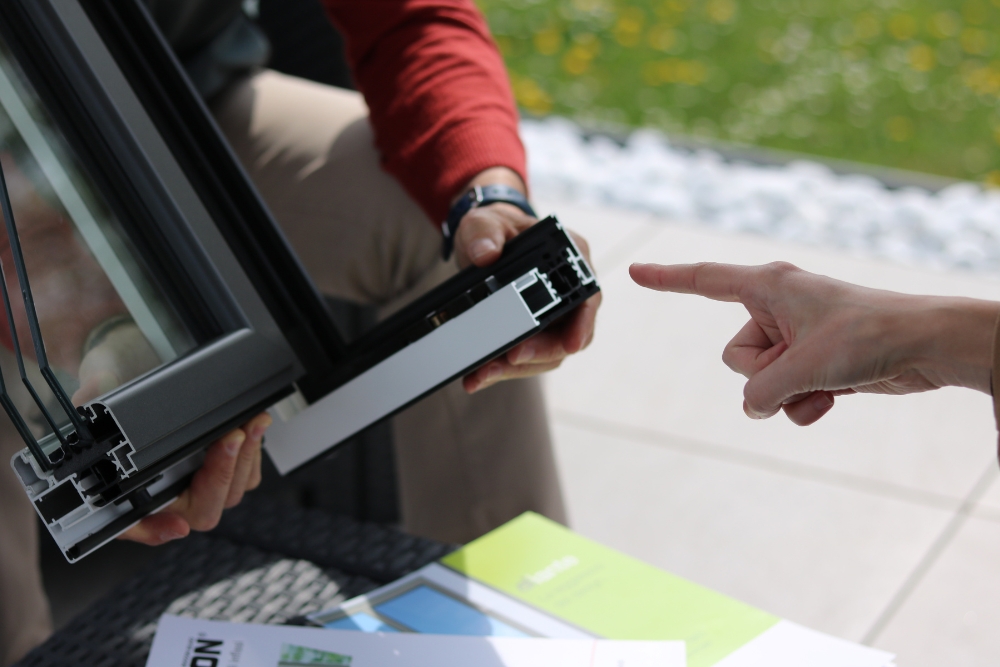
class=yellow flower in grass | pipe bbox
[909,44,935,71]
[928,11,961,39]
[647,24,677,51]
[985,170,1000,188]
[562,34,601,75]
[563,46,593,74]
[706,0,736,24]
[889,14,918,41]
[656,0,688,18]
[963,0,990,25]
[962,61,1000,95]
[886,116,915,142]
[642,58,707,86]
[961,28,992,55]
[613,8,645,47]
[854,13,881,41]
[511,75,553,114]
[533,28,562,56]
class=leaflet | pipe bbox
[145,614,684,667]
[308,512,895,667]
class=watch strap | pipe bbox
[441,184,536,260]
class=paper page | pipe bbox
[145,615,685,667]
[712,621,894,667]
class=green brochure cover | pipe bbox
[442,512,778,667]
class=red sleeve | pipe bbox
[320,0,526,225]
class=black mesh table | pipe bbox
[15,497,453,667]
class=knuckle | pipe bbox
[767,261,800,278]
[721,346,738,371]
[688,262,715,291]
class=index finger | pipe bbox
[629,262,751,302]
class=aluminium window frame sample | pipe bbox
[1,0,312,561]
[4,0,601,563]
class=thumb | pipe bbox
[742,346,819,420]
[455,211,507,268]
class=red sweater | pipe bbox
[321,0,526,224]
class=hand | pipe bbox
[452,170,601,393]
[117,412,272,545]
[630,261,1000,426]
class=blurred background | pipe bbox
[483,0,1000,184]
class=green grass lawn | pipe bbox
[478,0,1000,183]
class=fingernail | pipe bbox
[159,529,183,543]
[515,343,535,364]
[812,393,834,411]
[469,238,498,261]
[224,433,245,456]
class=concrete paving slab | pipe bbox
[970,468,1000,522]
[550,420,952,645]
[873,514,1000,666]
[545,212,1000,503]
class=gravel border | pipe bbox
[523,117,1000,277]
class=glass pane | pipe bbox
[373,585,530,637]
[323,613,399,633]
[0,36,195,443]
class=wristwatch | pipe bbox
[441,184,536,260]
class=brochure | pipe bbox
[145,614,684,667]
[308,513,895,667]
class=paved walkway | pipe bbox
[539,196,1000,666]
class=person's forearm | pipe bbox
[631,261,1000,426]
[905,296,1000,394]
[324,0,526,224]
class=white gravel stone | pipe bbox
[522,117,1000,276]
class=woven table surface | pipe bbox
[16,496,453,667]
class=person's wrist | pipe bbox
[452,166,526,205]
[906,296,1000,393]
[444,169,534,261]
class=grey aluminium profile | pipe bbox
[265,281,541,474]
